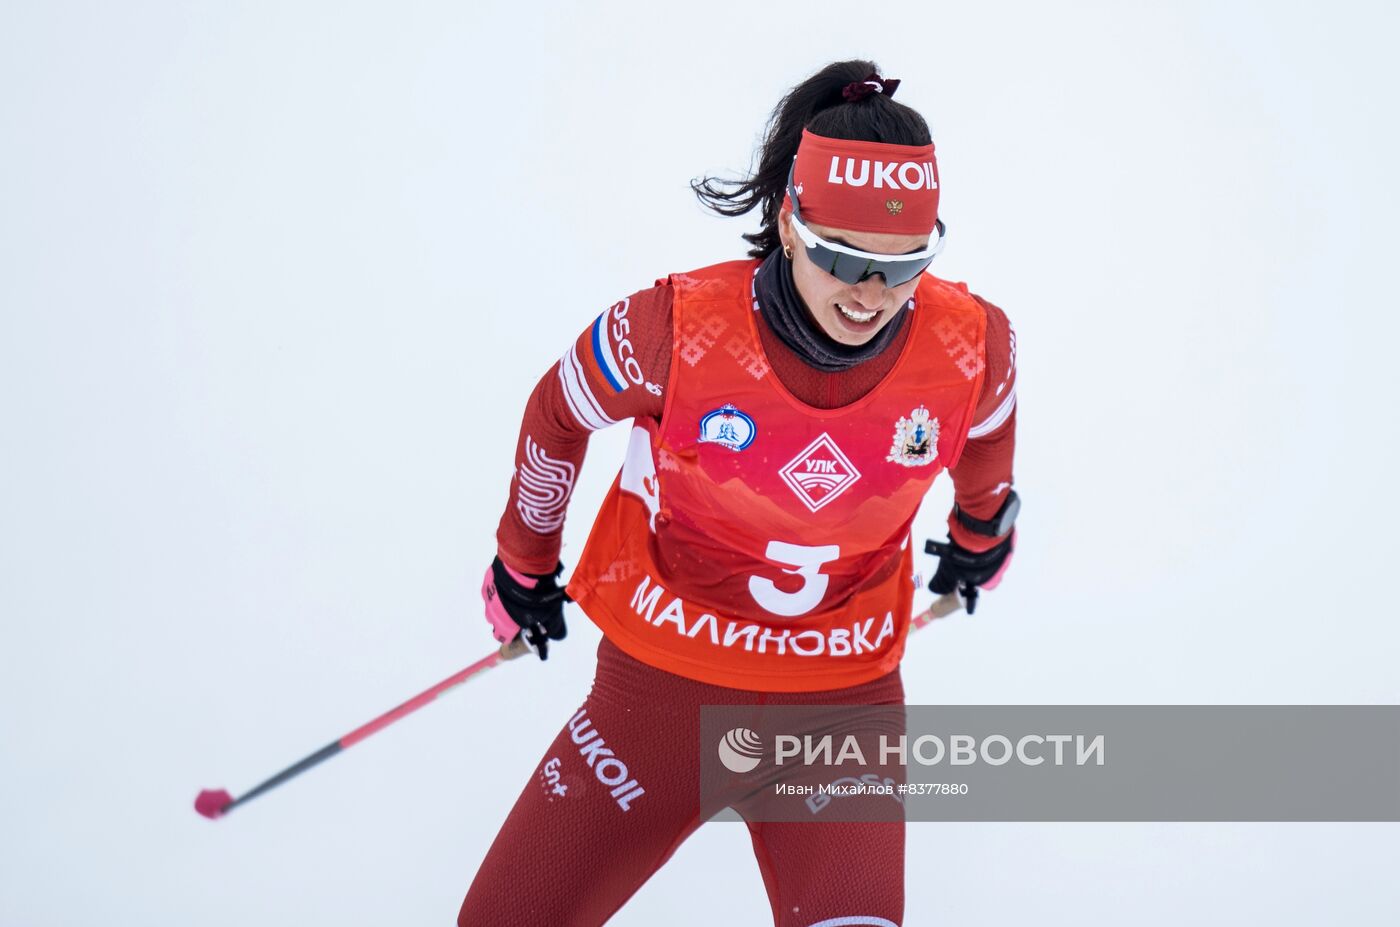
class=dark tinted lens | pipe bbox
[810,244,933,287]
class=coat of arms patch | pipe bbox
[886,405,939,467]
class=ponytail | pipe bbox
[692,60,933,258]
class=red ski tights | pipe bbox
[458,637,905,926]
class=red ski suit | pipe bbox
[460,260,1017,926]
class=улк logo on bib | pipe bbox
[779,433,861,512]
[886,406,939,467]
[699,404,756,452]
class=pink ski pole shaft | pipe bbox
[911,590,964,631]
[195,637,531,820]
[195,595,963,821]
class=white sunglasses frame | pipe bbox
[785,161,947,284]
[788,211,946,263]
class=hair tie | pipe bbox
[842,72,900,102]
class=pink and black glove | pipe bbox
[925,530,1015,615]
[481,556,569,660]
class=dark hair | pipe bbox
[692,60,933,258]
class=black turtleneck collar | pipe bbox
[752,248,910,372]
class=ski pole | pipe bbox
[195,595,963,821]
[911,590,963,631]
[194,636,531,820]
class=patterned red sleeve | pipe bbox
[947,295,1018,553]
[495,286,673,575]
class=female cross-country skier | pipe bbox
[460,60,1019,927]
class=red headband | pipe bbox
[787,129,939,235]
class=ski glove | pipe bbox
[925,530,1015,616]
[481,556,569,661]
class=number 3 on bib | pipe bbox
[747,540,841,617]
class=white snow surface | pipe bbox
[2,1,1398,924]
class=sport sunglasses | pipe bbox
[786,163,946,287]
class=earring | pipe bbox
[783,245,793,259]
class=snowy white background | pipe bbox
[3,1,1398,924]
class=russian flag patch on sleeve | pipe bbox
[590,298,637,393]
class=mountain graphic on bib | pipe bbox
[565,259,987,692]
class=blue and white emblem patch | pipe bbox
[699,404,756,452]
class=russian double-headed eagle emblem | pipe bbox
[886,405,938,467]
